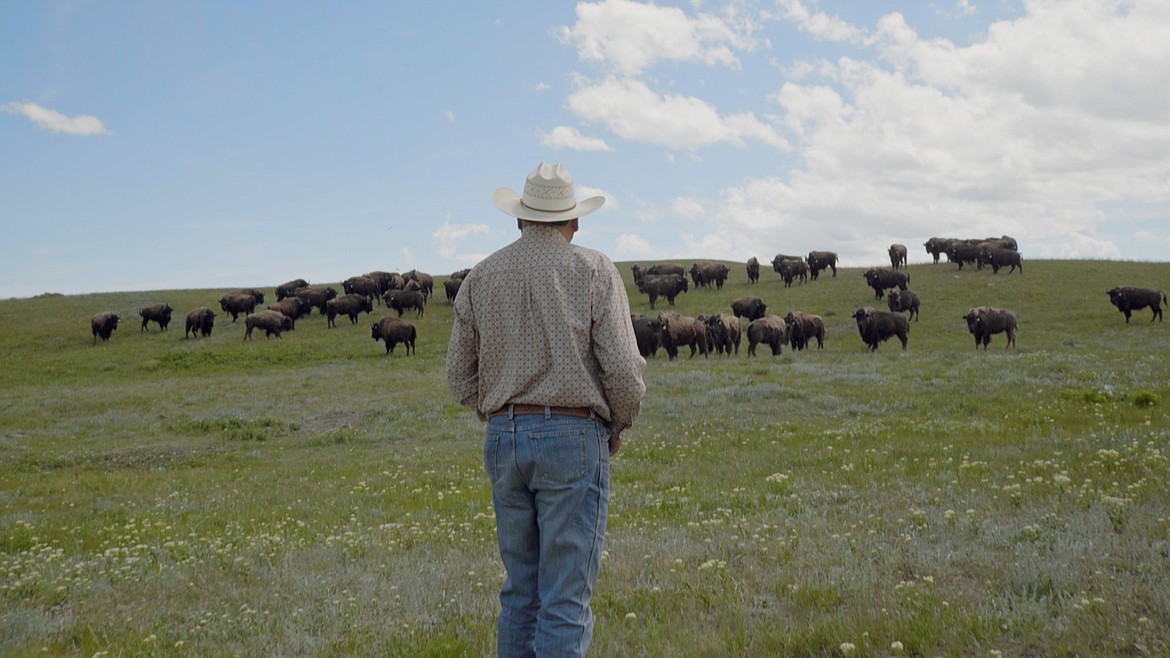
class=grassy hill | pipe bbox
[1,259,1168,656]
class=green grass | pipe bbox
[1,260,1168,656]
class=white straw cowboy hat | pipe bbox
[492,162,605,222]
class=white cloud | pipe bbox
[539,126,614,152]
[432,220,496,258]
[567,76,788,150]
[671,196,705,219]
[775,0,866,44]
[534,82,552,91]
[443,109,456,123]
[614,232,663,260]
[557,0,765,76]
[2,101,112,136]
[577,184,618,210]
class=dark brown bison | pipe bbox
[782,311,824,350]
[139,303,173,332]
[888,244,908,269]
[1106,287,1166,323]
[343,275,380,302]
[646,263,686,278]
[703,313,742,356]
[853,307,909,351]
[91,312,119,344]
[683,262,729,289]
[746,316,787,356]
[770,254,802,274]
[219,292,258,321]
[863,268,910,299]
[275,279,309,301]
[923,237,949,263]
[444,277,463,303]
[365,271,395,296]
[777,259,809,287]
[746,257,760,284]
[886,289,920,322]
[963,307,1017,349]
[403,270,435,300]
[631,264,648,287]
[450,268,471,281]
[326,294,374,327]
[730,296,767,321]
[806,251,838,279]
[638,274,688,309]
[945,243,983,270]
[294,286,338,315]
[385,289,427,318]
[657,312,707,360]
[243,310,292,340]
[267,298,311,327]
[185,307,216,338]
[983,248,1022,274]
[631,313,663,358]
[234,289,266,305]
[371,316,416,355]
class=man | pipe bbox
[446,162,646,657]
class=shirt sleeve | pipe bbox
[590,258,647,435]
[445,279,482,416]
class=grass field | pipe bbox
[1,257,1168,657]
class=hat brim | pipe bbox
[492,187,606,222]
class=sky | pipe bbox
[2,0,1169,298]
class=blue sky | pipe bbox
[3,0,1168,298]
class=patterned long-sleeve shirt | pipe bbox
[445,225,646,434]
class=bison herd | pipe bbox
[86,240,1163,359]
[625,235,1162,358]
[88,269,449,356]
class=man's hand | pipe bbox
[608,433,621,457]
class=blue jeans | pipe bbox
[484,409,610,658]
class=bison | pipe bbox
[1106,287,1166,323]
[631,313,664,358]
[243,310,292,340]
[638,274,688,309]
[219,292,258,321]
[91,312,119,344]
[806,251,838,279]
[343,275,381,302]
[963,307,1017,349]
[139,303,173,332]
[657,312,707,360]
[326,294,374,327]
[697,262,730,289]
[945,243,983,270]
[746,316,787,357]
[403,270,435,300]
[782,311,824,350]
[746,257,760,284]
[777,259,809,287]
[730,296,767,322]
[704,313,742,356]
[983,248,1023,274]
[184,307,216,339]
[886,289,920,322]
[923,237,949,263]
[646,263,686,278]
[853,307,909,351]
[444,277,463,303]
[371,316,417,355]
[888,243,908,269]
[863,268,910,299]
[770,254,803,275]
[385,289,427,318]
[276,278,309,301]
[267,298,311,328]
[294,286,338,315]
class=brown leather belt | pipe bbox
[489,404,593,419]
